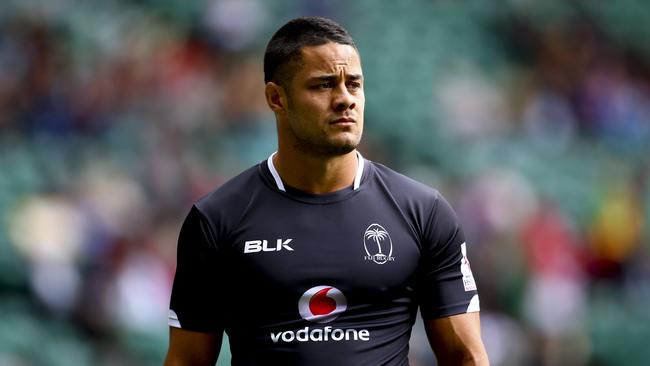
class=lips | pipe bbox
[331,117,355,124]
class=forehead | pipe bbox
[296,43,362,76]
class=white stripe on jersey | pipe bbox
[267,152,286,192]
[267,151,365,191]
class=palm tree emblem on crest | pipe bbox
[365,228,388,254]
[363,224,394,264]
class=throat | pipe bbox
[270,150,362,194]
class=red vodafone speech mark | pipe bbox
[299,285,347,323]
[309,287,336,315]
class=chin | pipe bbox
[320,139,360,156]
[293,131,361,156]
[327,145,357,156]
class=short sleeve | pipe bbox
[417,195,479,319]
[168,205,224,333]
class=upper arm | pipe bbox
[164,327,222,366]
[166,206,226,364]
[417,193,487,364]
[425,312,489,366]
[169,206,225,332]
[418,194,479,319]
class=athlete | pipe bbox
[164,16,489,366]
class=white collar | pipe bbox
[267,151,365,192]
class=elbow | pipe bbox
[466,352,490,366]
[437,349,490,366]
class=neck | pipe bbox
[273,148,359,194]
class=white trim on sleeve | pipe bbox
[466,294,480,313]
[168,309,181,328]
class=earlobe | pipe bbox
[265,82,286,112]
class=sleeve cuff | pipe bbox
[421,294,480,319]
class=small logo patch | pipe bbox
[363,224,395,264]
[243,239,294,253]
[460,243,477,291]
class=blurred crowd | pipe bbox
[0,1,649,365]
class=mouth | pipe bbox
[330,117,356,125]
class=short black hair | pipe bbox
[263,16,357,86]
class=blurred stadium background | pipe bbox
[1,0,649,365]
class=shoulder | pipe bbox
[196,164,262,209]
[366,160,460,239]
[192,164,267,237]
[368,160,443,204]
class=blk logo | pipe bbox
[298,286,347,323]
[244,239,294,254]
[363,223,395,264]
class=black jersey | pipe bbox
[168,153,479,366]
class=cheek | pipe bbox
[356,92,365,109]
[292,92,319,108]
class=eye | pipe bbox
[347,81,362,90]
[317,82,335,89]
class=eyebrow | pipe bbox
[307,73,364,83]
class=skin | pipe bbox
[266,42,364,193]
[426,312,490,365]
[164,328,220,366]
[164,42,489,365]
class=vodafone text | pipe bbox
[271,326,370,343]
[244,239,293,253]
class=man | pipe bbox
[165,16,488,366]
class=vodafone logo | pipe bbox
[298,286,347,323]
[270,286,369,343]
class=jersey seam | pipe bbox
[422,192,440,251]
[193,204,222,250]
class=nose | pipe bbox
[332,84,356,112]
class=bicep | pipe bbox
[424,312,489,365]
[164,327,222,366]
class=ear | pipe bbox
[265,82,288,113]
